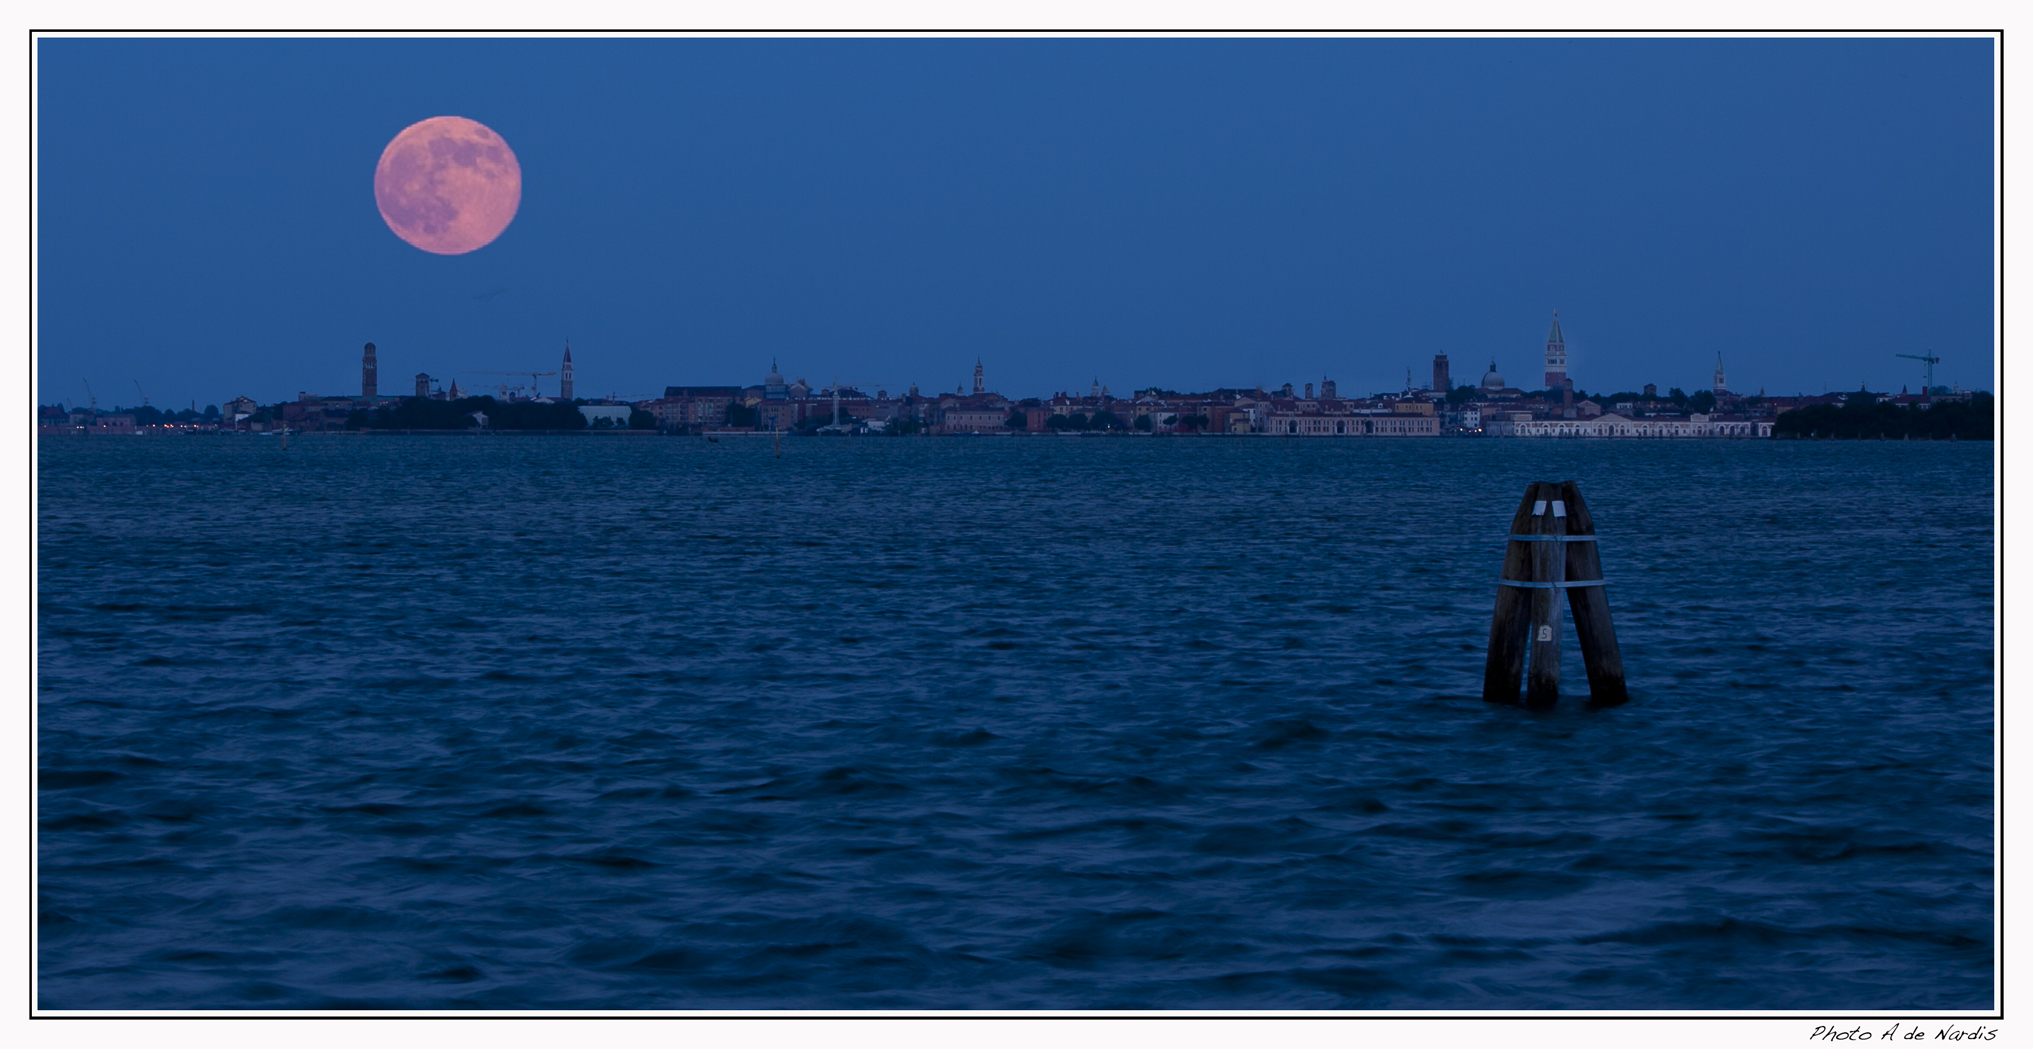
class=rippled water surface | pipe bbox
[37,435,1995,1010]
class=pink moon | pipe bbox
[373,116,521,255]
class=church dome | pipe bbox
[1480,361,1505,389]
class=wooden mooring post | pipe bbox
[1481,480,1628,708]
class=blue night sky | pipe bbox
[36,36,1996,410]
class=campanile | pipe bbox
[1543,313,1567,391]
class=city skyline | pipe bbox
[36,36,1996,409]
[61,313,1964,416]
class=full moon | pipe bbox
[373,116,521,255]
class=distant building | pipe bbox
[973,359,986,395]
[414,373,430,398]
[1442,405,1482,431]
[757,400,797,432]
[560,343,575,400]
[1487,412,1773,439]
[937,407,1009,434]
[1261,412,1438,436]
[1713,354,1727,396]
[651,385,744,431]
[579,404,631,428]
[1543,312,1566,391]
[1703,414,1769,436]
[1432,354,1450,395]
[361,342,378,400]
[286,391,361,431]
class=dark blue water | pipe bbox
[37,435,1994,1010]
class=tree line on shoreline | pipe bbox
[347,396,654,431]
[1772,392,1992,440]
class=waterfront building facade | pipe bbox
[284,391,364,431]
[45,413,141,435]
[1261,412,1439,436]
[937,407,1009,434]
[649,385,744,431]
[1486,412,1775,438]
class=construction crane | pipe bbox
[463,370,559,400]
[81,379,96,413]
[1895,352,1942,401]
[132,380,149,407]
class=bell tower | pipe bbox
[361,342,378,400]
[560,342,575,400]
[1542,312,1567,391]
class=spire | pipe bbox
[1548,310,1564,345]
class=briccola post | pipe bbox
[1481,480,1628,707]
